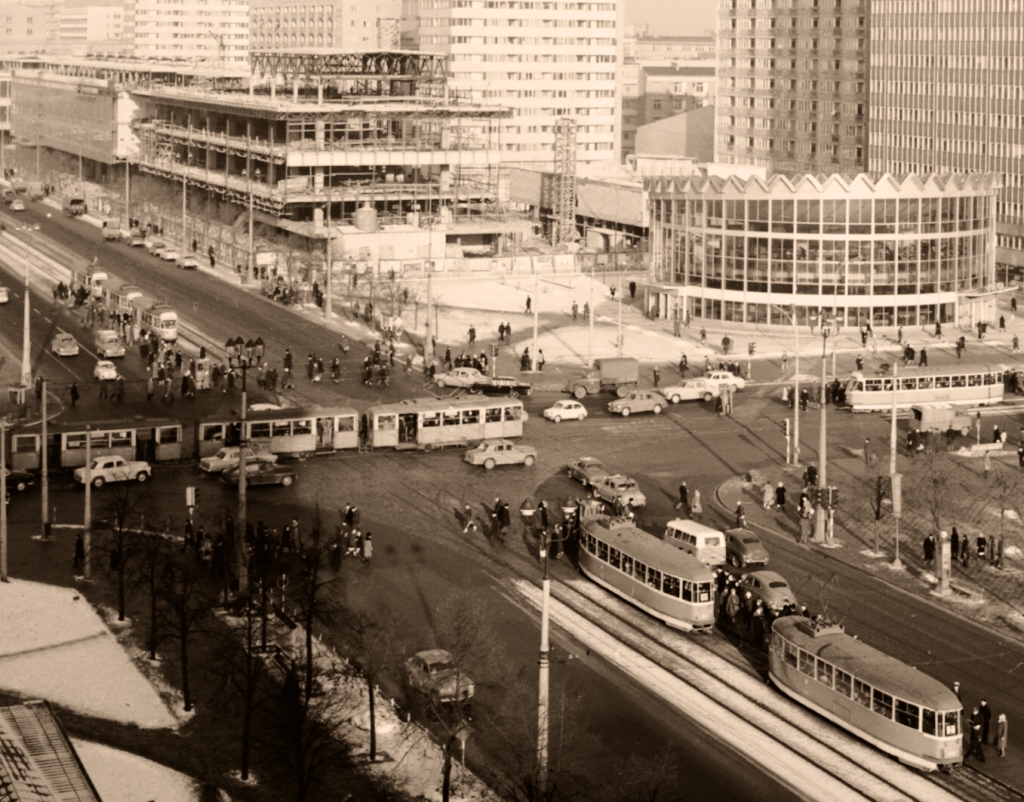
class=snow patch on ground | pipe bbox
[72,739,203,802]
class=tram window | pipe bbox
[950,375,966,388]
[91,431,108,448]
[202,425,225,441]
[66,434,86,450]
[622,555,633,575]
[798,650,815,676]
[663,575,680,598]
[817,661,834,688]
[872,689,893,720]
[783,640,798,668]
[865,379,883,392]
[835,669,852,698]
[935,376,950,388]
[918,377,934,389]
[967,374,981,387]
[895,699,920,730]
[647,568,662,591]
[597,541,608,562]
[609,547,621,569]
[443,411,461,426]
[681,580,692,602]
[634,561,647,583]
[337,416,355,432]
[13,435,36,453]
[293,420,312,435]
[853,680,871,707]
[922,709,936,736]
[485,407,502,423]
[943,710,960,736]
[983,372,995,385]
[422,412,441,427]
[250,423,271,439]
[504,405,522,421]
[462,409,480,425]
[698,581,711,602]
[585,533,596,554]
[157,426,179,443]
[376,414,397,431]
[900,378,916,391]
[882,379,893,392]
[273,422,291,437]
[110,430,131,447]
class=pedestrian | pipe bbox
[952,680,961,699]
[526,295,532,314]
[73,532,85,573]
[679,352,688,376]
[462,504,479,533]
[583,302,589,320]
[362,532,373,564]
[675,480,689,512]
[799,515,812,544]
[537,349,545,371]
[700,327,707,345]
[762,480,774,511]
[984,450,992,477]
[863,438,872,466]
[969,720,986,762]
[855,354,863,371]
[652,365,660,387]
[735,500,747,529]
[1014,335,1020,353]
[1000,315,1006,330]
[997,713,1008,757]
[572,301,578,321]
[897,326,903,344]
[490,498,502,540]
[923,533,935,568]
[775,481,787,512]
[951,528,960,561]
[468,325,476,345]
[69,381,80,408]
[919,347,927,367]
[99,378,109,400]
[981,699,993,744]
[690,489,703,521]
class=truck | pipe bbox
[26,182,45,201]
[62,197,88,216]
[911,404,973,436]
[564,357,639,399]
[100,218,124,241]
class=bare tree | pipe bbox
[94,482,152,621]
[128,519,173,660]
[906,453,967,535]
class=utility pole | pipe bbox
[324,190,333,324]
[792,305,800,467]
[425,272,434,365]
[83,425,92,580]
[20,235,31,388]
[41,379,49,538]
[1,419,8,583]
[531,271,540,370]
[814,317,832,543]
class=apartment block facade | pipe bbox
[870,1,1024,274]
[249,0,402,51]
[0,1,60,54]
[58,5,125,51]
[415,0,622,165]
[715,0,869,174]
[125,0,249,64]
[622,64,715,159]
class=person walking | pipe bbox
[73,532,85,574]
[537,349,545,371]
[526,295,532,314]
[690,489,703,521]
[919,347,928,367]
[923,533,936,568]
[679,353,688,376]
[361,533,373,564]
[996,713,1008,757]
[724,587,741,630]
[775,481,787,512]
[675,481,689,512]
[69,381,80,408]
[969,719,986,762]
[572,301,578,321]
[980,699,993,744]
[762,480,774,511]
[462,504,479,534]
[653,365,661,387]
[735,501,747,529]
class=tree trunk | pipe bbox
[117,563,126,621]
[442,746,452,802]
[148,575,159,660]
[367,675,377,762]
[180,608,192,712]
[241,694,253,780]
[304,610,314,706]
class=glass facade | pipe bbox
[649,174,999,328]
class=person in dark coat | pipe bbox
[675,480,689,512]
[775,482,787,511]
[969,719,986,762]
[980,699,993,744]
[73,533,85,573]
[923,533,935,568]
[951,527,960,560]
[69,381,80,408]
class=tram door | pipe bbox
[398,413,418,445]
[315,417,335,453]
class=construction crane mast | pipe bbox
[552,117,577,247]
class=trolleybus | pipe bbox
[579,515,715,631]
[845,363,1006,411]
[769,615,962,771]
[364,396,525,450]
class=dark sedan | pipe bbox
[220,462,296,487]
[2,469,35,493]
[724,528,770,568]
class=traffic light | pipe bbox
[748,342,756,356]
[783,418,791,437]
[194,487,201,508]
[830,487,839,507]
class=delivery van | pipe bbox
[662,520,727,566]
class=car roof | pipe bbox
[746,570,787,584]
[666,519,724,537]
[481,439,514,446]
[414,648,452,665]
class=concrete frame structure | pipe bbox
[715,0,869,175]
[415,0,623,166]
[647,172,1001,330]
[250,0,401,52]
[869,2,1024,280]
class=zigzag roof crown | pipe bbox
[644,171,1002,197]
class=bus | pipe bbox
[844,363,1006,411]
[196,406,359,458]
[579,515,716,631]
[769,616,962,771]
[364,396,525,450]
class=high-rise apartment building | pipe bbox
[870,3,1024,275]
[715,0,869,174]
[415,0,622,165]
[250,0,402,51]
[125,0,249,64]
[58,5,125,52]
[0,1,61,54]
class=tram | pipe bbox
[845,363,1006,411]
[769,616,962,771]
[196,406,359,458]
[71,267,107,299]
[364,396,525,450]
[98,275,178,343]
[8,419,184,470]
[579,515,715,631]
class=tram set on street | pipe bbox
[845,362,1007,411]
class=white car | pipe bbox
[199,446,278,474]
[74,456,151,488]
[435,366,487,389]
[543,399,588,423]
[10,199,25,211]
[0,286,8,304]
[703,370,746,392]
[660,379,718,403]
[176,255,200,270]
[160,248,181,262]
[93,360,119,381]
[143,239,166,255]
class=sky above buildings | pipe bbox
[626,0,717,36]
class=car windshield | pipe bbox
[618,480,637,489]
[428,661,454,673]
[743,536,759,544]
[214,450,232,460]
[769,581,789,589]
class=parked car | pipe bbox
[737,570,796,611]
[405,649,475,703]
[607,390,668,417]
[435,367,488,388]
[464,439,537,470]
[199,446,278,474]
[176,255,200,270]
[660,379,718,403]
[93,360,119,381]
[160,247,181,262]
[565,457,608,487]
[703,371,746,393]
[221,461,296,487]
[724,528,770,568]
[0,286,9,304]
[127,233,147,247]
[51,333,79,357]
[143,238,166,255]
[10,199,25,212]
[74,456,151,488]
[543,400,588,423]
[1,469,35,493]
[590,474,647,508]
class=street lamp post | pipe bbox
[180,138,192,262]
[773,305,800,466]
[814,315,833,543]
[246,161,261,286]
[1,418,8,583]
[229,336,264,594]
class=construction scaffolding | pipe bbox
[552,117,578,246]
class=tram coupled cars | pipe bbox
[196,406,359,459]
[5,420,184,471]
[579,515,716,631]
[365,397,526,450]
[769,616,963,771]
[844,363,1006,411]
